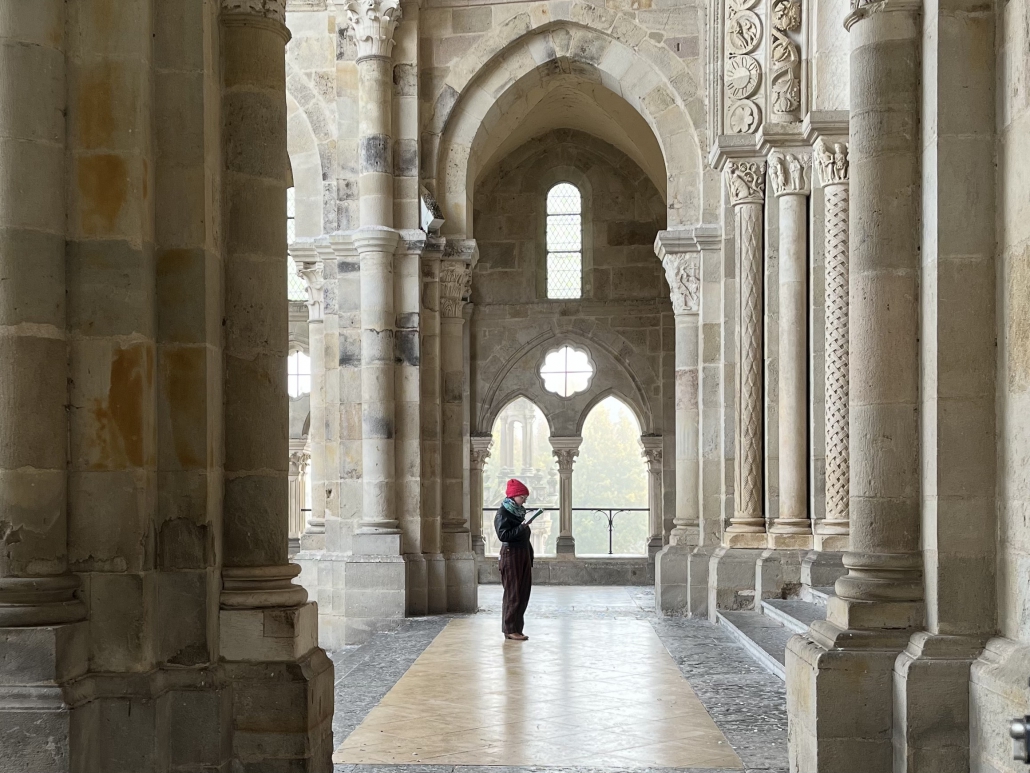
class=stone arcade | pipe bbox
[0,0,1025,770]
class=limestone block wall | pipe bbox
[470,130,675,534]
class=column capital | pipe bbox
[549,436,582,473]
[768,152,810,197]
[343,0,403,59]
[815,138,850,187]
[845,0,921,28]
[662,253,701,315]
[221,0,287,23]
[639,435,664,471]
[470,435,493,470]
[296,260,325,321]
[351,225,400,254]
[726,160,767,205]
[439,259,472,319]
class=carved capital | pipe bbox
[815,139,849,186]
[768,152,810,197]
[289,449,310,477]
[297,261,326,321]
[552,448,579,473]
[344,0,402,59]
[470,436,493,470]
[439,260,471,319]
[662,253,701,315]
[726,161,767,205]
[221,0,287,23]
[640,436,664,472]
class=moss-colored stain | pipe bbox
[163,347,206,468]
[77,154,127,235]
[90,344,152,469]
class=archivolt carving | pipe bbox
[724,0,765,134]
[769,0,801,119]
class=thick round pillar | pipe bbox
[724,162,767,547]
[219,7,306,607]
[835,0,923,609]
[768,153,812,546]
[0,0,84,626]
[814,139,851,549]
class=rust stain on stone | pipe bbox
[77,154,127,235]
[78,62,116,149]
[91,345,150,469]
[163,347,206,468]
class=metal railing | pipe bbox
[483,506,648,556]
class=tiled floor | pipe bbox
[331,586,787,773]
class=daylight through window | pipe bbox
[546,183,582,299]
[540,345,594,397]
[288,350,311,398]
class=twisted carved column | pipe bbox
[768,152,812,547]
[815,139,850,549]
[551,438,582,555]
[725,161,768,547]
[469,436,492,557]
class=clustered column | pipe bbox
[0,0,85,627]
[551,438,582,555]
[767,153,812,548]
[219,0,307,608]
[724,161,768,547]
[469,436,493,557]
[813,139,850,550]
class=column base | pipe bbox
[221,602,333,773]
[0,622,87,773]
[787,618,913,773]
[724,528,768,549]
[300,523,326,552]
[970,636,1030,773]
[893,631,986,772]
[707,546,764,621]
[647,536,664,559]
[426,553,447,614]
[405,553,428,616]
[755,548,804,601]
[655,543,712,617]
[443,531,477,613]
[555,535,576,555]
[814,519,849,552]
[767,529,813,550]
[802,550,846,589]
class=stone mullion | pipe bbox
[725,162,768,547]
[814,140,850,549]
[767,152,812,547]
[0,0,84,627]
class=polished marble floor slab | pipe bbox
[333,615,743,769]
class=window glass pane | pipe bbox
[546,214,582,251]
[547,183,581,215]
[545,183,582,299]
[547,252,581,299]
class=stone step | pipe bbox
[760,598,825,635]
[716,610,792,681]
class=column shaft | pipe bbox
[673,311,700,546]
[0,0,84,625]
[470,437,492,557]
[641,438,665,557]
[768,153,812,546]
[551,439,581,555]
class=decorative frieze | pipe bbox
[439,260,472,319]
[769,0,802,120]
[343,0,402,59]
[662,254,701,315]
[221,0,287,23]
[724,0,764,134]
[768,152,810,197]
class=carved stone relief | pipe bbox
[769,0,801,120]
[724,0,764,134]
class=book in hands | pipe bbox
[525,508,545,525]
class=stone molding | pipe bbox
[343,0,403,59]
[221,0,287,23]
[769,0,802,120]
[724,0,765,134]
[726,160,767,205]
[439,260,472,318]
[815,138,849,186]
[768,152,810,197]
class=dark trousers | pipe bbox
[498,544,533,635]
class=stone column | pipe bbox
[767,152,812,549]
[813,139,850,551]
[440,257,476,611]
[724,161,768,547]
[786,0,923,768]
[640,436,665,558]
[420,240,446,613]
[288,445,308,554]
[218,1,332,768]
[298,257,327,547]
[551,437,582,556]
[470,436,493,557]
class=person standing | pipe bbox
[495,479,535,640]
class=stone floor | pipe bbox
[331,586,787,773]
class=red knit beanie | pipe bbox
[506,479,529,499]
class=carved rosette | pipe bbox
[769,0,801,120]
[553,448,579,474]
[297,261,326,321]
[726,161,767,206]
[221,0,287,23]
[768,152,810,197]
[344,0,402,59]
[439,260,472,319]
[724,0,763,134]
[662,254,701,315]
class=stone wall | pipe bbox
[470,129,676,536]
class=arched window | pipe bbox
[546,182,582,299]
[287,350,311,398]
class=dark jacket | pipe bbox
[494,504,533,556]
